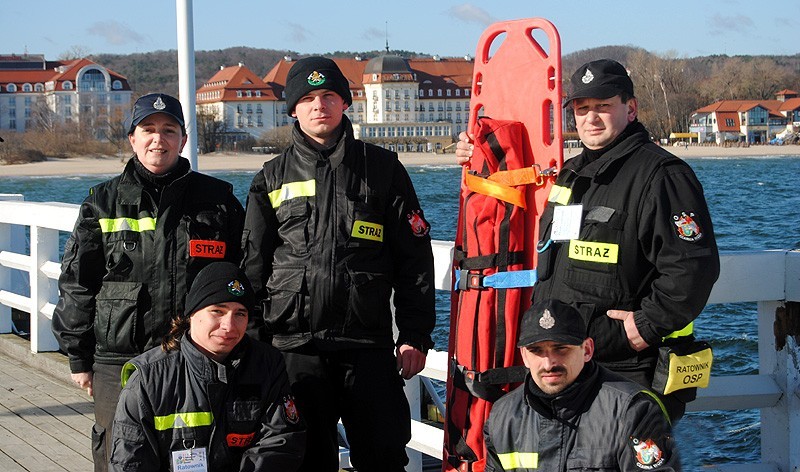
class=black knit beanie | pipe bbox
[285,56,352,116]
[184,262,255,317]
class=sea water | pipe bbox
[3,155,800,468]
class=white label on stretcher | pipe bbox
[551,205,583,241]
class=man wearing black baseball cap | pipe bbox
[52,93,244,472]
[457,59,719,423]
[242,56,435,471]
[484,299,681,471]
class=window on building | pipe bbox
[237,91,243,98]
[438,89,442,97]
[7,83,17,92]
[22,83,32,92]
[112,80,122,90]
[256,91,261,97]
[79,69,106,92]
[34,83,44,92]
[428,89,433,97]
[246,91,252,97]
[447,89,451,97]
[65,107,72,118]
[725,118,735,127]
[247,104,253,113]
[455,89,460,97]
[256,104,262,114]
[465,89,470,97]
[62,81,72,90]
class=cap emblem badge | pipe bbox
[581,69,595,84]
[307,71,326,86]
[539,309,555,329]
[153,96,166,110]
[227,279,245,297]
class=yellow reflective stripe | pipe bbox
[498,451,539,469]
[640,390,671,426]
[153,412,214,431]
[268,179,316,209]
[120,362,137,388]
[547,184,571,205]
[351,220,384,242]
[568,240,619,263]
[98,217,156,233]
[663,322,694,340]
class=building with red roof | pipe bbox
[196,54,475,152]
[0,54,132,136]
[691,92,800,144]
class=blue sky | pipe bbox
[3,1,799,60]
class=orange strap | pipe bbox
[465,172,526,209]
[487,166,544,187]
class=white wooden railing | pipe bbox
[1,195,798,472]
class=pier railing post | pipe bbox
[29,224,60,352]
[0,194,26,335]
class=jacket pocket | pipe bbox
[566,448,617,470]
[265,266,307,333]
[345,268,392,331]
[275,198,311,254]
[94,281,143,355]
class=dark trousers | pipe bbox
[91,363,123,472]
[283,346,411,472]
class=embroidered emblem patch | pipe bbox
[283,395,300,424]
[153,96,166,110]
[581,69,595,84]
[407,210,430,237]
[228,279,245,297]
[630,437,665,469]
[307,70,326,86]
[672,211,703,242]
[539,309,555,329]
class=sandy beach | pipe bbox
[2,144,800,177]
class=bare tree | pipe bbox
[196,108,227,154]
[102,108,131,159]
[259,125,293,151]
[59,45,92,61]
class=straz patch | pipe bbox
[568,240,619,264]
[672,211,703,242]
[407,210,430,237]
[189,240,226,259]
[630,437,665,470]
[352,220,384,242]
[283,395,300,424]
[226,432,255,448]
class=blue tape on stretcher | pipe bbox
[454,269,537,290]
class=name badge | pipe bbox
[189,240,227,259]
[171,447,208,472]
[351,220,384,242]
[551,205,582,241]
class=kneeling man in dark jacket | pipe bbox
[485,299,680,471]
[110,262,306,471]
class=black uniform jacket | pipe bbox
[485,361,680,471]
[110,334,306,471]
[52,157,245,371]
[242,118,435,352]
[534,121,719,372]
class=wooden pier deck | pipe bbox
[0,335,93,471]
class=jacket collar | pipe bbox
[572,121,650,178]
[180,332,248,384]
[291,116,354,170]
[524,360,601,420]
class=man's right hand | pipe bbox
[455,131,474,165]
[71,371,94,396]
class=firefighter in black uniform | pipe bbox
[51,93,245,472]
[109,262,306,471]
[484,299,680,471]
[242,57,435,472]
[457,60,719,422]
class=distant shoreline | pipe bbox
[2,144,800,178]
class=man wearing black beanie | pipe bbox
[242,57,436,471]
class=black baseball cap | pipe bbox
[563,59,634,107]
[517,299,587,347]
[128,93,185,134]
